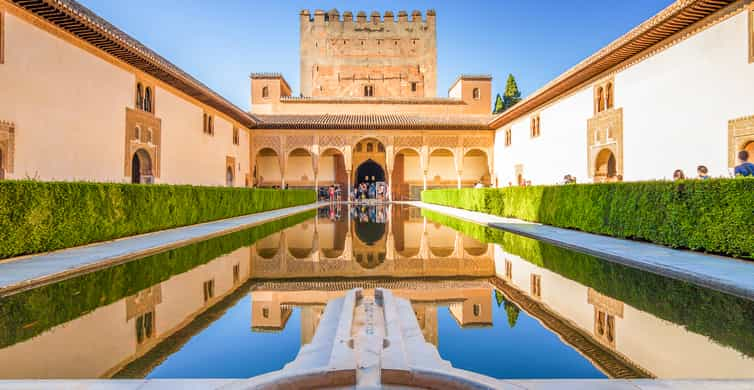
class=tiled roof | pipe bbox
[279,96,467,105]
[253,114,493,130]
[489,0,737,129]
[12,0,257,128]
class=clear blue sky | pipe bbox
[79,0,673,110]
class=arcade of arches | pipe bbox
[251,132,494,199]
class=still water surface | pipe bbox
[0,205,752,380]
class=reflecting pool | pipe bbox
[0,205,753,380]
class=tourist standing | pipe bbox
[328,185,335,202]
[696,165,710,180]
[734,151,754,177]
[672,169,685,181]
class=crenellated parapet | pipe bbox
[300,9,435,27]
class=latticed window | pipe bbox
[203,280,215,302]
[144,87,153,113]
[530,115,541,138]
[135,311,154,344]
[136,83,144,110]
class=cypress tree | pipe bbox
[503,73,522,110]
[493,93,504,114]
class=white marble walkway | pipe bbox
[0,202,323,297]
[412,201,754,301]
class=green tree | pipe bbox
[504,301,521,328]
[503,73,522,110]
[495,290,505,307]
[493,93,504,114]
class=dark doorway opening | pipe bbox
[131,149,153,184]
[355,159,385,184]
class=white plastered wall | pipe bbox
[494,9,754,184]
[0,13,131,181]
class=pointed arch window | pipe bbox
[473,88,480,100]
[606,83,614,109]
[136,83,144,110]
[144,87,153,113]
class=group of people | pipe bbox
[673,151,754,180]
[353,182,387,201]
[319,185,342,202]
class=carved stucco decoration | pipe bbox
[427,135,459,148]
[462,136,491,148]
[352,134,389,147]
[394,135,423,148]
[319,135,348,148]
[286,135,315,153]
[255,135,282,155]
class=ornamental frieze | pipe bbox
[462,136,491,148]
[394,136,423,148]
[427,135,459,148]
[319,135,347,148]
[254,135,281,153]
[285,135,315,151]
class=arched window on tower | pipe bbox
[364,85,374,97]
[262,86,269,98]
[473,88,480,100]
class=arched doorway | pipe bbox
[355,159,385,184]
[462,149,491,187]
[594,148,617,181]
[428,148,456,188]
[320,148,347,190]
[255,148,281,188]
[226,167,234,187]
[286,148,314,189]
[392,148,421,200]
[131,149,153,184]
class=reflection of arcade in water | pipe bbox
[249,204,496,352]
[251,204,495,279]
[251,280,493,348]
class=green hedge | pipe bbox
[0,181,315,259]
[422,179,754,259]
[422,209,754,358]
[0,210,314,349]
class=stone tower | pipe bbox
[299,9,437,98]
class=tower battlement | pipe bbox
[300,9,436,27]
[299,9,437,98]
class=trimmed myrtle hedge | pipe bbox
[0,181,315,259]
[422,179,754,259]
[422,209,754,358]
[0,210,314,349]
